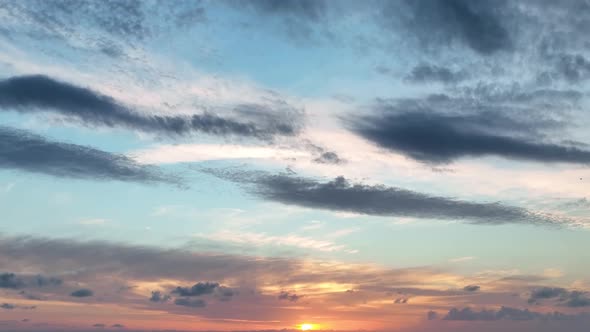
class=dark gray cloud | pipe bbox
[0,75,302,140]
[313,152,345,165]
[405,63,467,84]
[212,170,564,225]
[0,273,25,289]
[566,291,590,308]
[92,323,106,328]
[349,101,590,164]
[0,126,178,185]
[149,291,170,303]
[463,285,480,292]
[0,273,60,293]
[174,298,206,308]
[0,303,15,310]
[443,306,590,321]
[528,287,568,303]
[394,297,408,304]
[172,282,219,297]
[528,287,590,307]
[34,275,62,287]
[278,291,301,302]
[111,324,125,328]
[304,141,346,165]
[70,289,93,297]
[389,0,513,55]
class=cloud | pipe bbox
[443,306,590,321]
[386,0,513,55]
[2,235,587,328]
[174,298,207,308]
[551,54,590,83]
[0,303,15,310]
[528,287,590,307]
[427,310,438,320]
[149,291,170,303]
[0,236,298,284]
[92,323,106,328]
[463,285,481,292]
[111,324,125,328]
[349,103,590,165]
[0,273,25,289]
[394,297,408,304]
[172,282,219,297]
[0,126,179,185]
[566,291,590,308]
[2,0,206,46]
[211,170,564,225]
[236,0,327,21]
[0,75,302,140]
[198,230,350,253]
[528,287,568,303]
[0,303,35,310]
[313,151,345,165]
[216,286,236,301]
[0,273,60,291]
[228,0,329,43]
[404,63,466,84]
[278,291,302,302]
[70,289,94,297]
[34,275,62,287]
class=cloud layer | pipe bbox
[0,75,302,140]
[349,95,590,165]
[0,126,177,184]
[211,170,564,225]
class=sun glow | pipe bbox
[300,323,315,331]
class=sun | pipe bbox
[300,323,314,331]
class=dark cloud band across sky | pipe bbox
[0,75,302,140]
[0,126,177,185]
[350,106,590,165]
[210,170,566,226]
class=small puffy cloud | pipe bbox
[278,291,302,302]
[463,285,481,292]
[149,290,171,303]
[172,282,219,297]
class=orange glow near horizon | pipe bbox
[299,323,317,330]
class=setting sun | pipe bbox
[300,323,315,331]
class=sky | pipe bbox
[1,0,590,331]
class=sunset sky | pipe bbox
[1,1,590,331]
